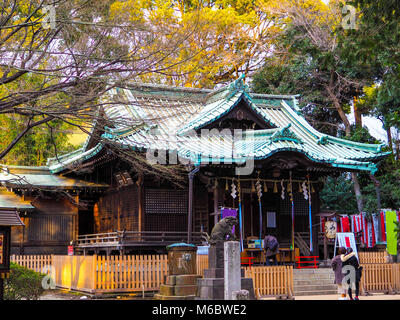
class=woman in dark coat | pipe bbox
[341,247,362,300]
[332,247,347,300]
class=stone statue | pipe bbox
[207,216,238,246]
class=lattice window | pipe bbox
[145,189,188,215]
[279,193,309,216]
[144,189,188,232]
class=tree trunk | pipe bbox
[352,172,363,212]
[325,85,363,212]
[369,175,381,211]
[326,86,351,136]
[386,126,393,152]
[354,103,362,128]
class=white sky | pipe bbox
[347,105,388,143]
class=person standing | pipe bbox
[341,247,362,300]
[332,247,347,300]
[263,235,279,266]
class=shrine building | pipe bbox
[0,76,389,258]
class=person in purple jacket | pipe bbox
[332,247,347,300]
[263,235,279,266]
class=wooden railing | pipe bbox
[244,265,293,299]
[76,231,207,248]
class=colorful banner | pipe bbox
[381,211,386,242]
[0,234,3,265]
[372,213,380,243]
[362,213,368,246]
[386,210,398,256]
[367,220,375,248]
[341,216,350,232]
[221,207,237,234]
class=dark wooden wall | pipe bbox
[94,185,139,233]
[11,197,78,255]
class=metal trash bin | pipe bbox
[166,243,197,275]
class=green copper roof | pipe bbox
[46,77,389,174]
[0,165,109,189]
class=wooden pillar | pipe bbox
[74,195,79,241]
[137,175,144,234]
[213,184,219,225]
[324,233,328,262]
[117,187,121,231]
[187,167,199,243]
[311,191,320,257]
[212,180,225,226]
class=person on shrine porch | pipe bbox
[263,235,279,266]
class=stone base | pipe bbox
[196,277,256,300]
[154,293,196,300]
[156,274,200,300]
[203,268,245,278]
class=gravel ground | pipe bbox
[39,290,90,300]
[39,289,153,300]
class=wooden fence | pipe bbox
[244,266,293,299]
[359,252,388,264]
[10,254,209,294]
[360,263,400,294]
[11,255,52,274]
[196,255,208,276]
[11,254,399,297]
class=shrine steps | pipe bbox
[293,268,338,296]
